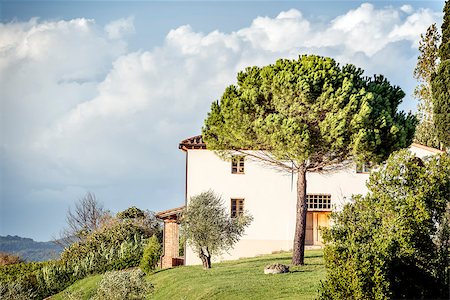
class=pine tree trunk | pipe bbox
[292,165,307,265]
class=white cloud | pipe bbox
[400,4,414,14]
[33,3,440,180]
[389,8,439,47]
[104,17,135,39]
[0,4,442,239]
[3,4,442,183]
[237,9,310,52]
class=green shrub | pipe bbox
[0,208,159,300]
[140,235,161,274]
[61,219,146,263]
[35,261,75,296]
[117,206,146,219]
[92,268,152,300]
[0,260,53,299]
[60,218,150,271]
[0,279,38,300]
[0,261,48,282]
[320,151,450,299]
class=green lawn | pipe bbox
[53,250,325,300]
[51,274,102,300]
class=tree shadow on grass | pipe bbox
[289,269,315,274]
[305,254,324,259]
[234,256,291,265]
[152,267,181,275]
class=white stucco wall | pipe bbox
[184,150,370,265]
[183,144,441,265]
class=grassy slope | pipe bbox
[52,275,102,300]
[53,250,324,300]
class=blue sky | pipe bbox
[0,1,445,241]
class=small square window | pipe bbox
[231,198,245,217]
[231,156,245,174]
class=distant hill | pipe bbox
[0,235,63,262]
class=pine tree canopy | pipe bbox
[203,55,417,169]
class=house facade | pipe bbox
[159,136,443,267]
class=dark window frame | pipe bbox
[231,198,245,217]
[306,194,331,211]
[231,156,245,174]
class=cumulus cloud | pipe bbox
[0,3,442,239]
[400,4,414,14]
[104,17,135,39]
[237,9,311,52]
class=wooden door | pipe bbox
[316,212,330,245]
[305,212,313,245]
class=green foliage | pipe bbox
[0,260,73,300]
[182,190,253,268]
[439,1,449,60]
[203,55,416,166]
[92,269,152,300]
[413,24,441,148]
[431,60,450,147]
[1,207,159,299]
[36,261,75,296]
[61,232,147,278]
[178,226,186,257]
[320,151,450,299]
[431,1,450,147]
[60,219,148,264]
[0,261,47,282]
[203,54,416,265]
[117,206,146,219]
[140,235,161,274]
[0,279,38,300]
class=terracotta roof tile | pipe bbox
[179,135,207,150]
[411,143,445,153]
[156,206,185,220]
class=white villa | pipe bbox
[156,135,443,268]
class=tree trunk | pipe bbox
[292,165,307,265]
[199,247,212,269]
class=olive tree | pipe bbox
[203,55,416,265]
[182,190,252,269]
[320,151,450,299]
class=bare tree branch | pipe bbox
[53,192,109,248]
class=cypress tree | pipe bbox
[432,1,450,147]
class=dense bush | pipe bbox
[60,219,148,264]
[140,235,161,274]
[92,268,152,300]
[0,207,160,299]
[0,279,38,300]
[0,261,48,282]
[117,206,146,219]
[36,261,75,296]
[320,151,450,299]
